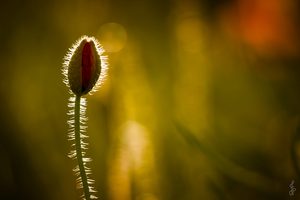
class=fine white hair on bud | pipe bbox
[62,35,108,96]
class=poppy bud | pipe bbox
[63,36,108,96]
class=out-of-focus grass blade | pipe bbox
[291,125,300,179]
[174,121,284,195]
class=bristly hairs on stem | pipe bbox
[63,36,108,200]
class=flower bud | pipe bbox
[63,36,108,96]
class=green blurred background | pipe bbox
[1,0,300,199]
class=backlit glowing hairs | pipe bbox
[62,35,108,200]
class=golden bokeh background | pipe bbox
[0,0,300,199]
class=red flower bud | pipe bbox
[63,36,108,96]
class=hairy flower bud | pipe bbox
[63,36,108,96]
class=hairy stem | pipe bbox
[75,95,90,200]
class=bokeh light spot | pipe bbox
[97,22,127,53]
[176,17,206,53]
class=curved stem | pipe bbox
[75,95,90,200]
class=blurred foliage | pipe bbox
[0,0,300,199]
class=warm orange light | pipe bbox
[220,0,299,56]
